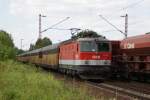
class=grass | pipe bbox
[0,60,93,100]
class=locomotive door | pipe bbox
[96,42,100,66]
[96,42,109,65]
[92,41,100,65]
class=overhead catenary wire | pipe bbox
[41,17,70,33]
[101,30,119,33]
[122,0,145,10]
[98,0,145,38]
[99,15,124,34]
[100,0,145,18]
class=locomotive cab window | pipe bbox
[80,41,96,52]
[97,42,109,52]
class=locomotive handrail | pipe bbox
[121,61,150,63]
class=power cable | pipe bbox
[122,0,145,10]
[41,17,70,33]
[99,15,124,34]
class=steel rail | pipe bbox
[86,81,150,100]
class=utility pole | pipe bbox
[39,14,41,39]
[39,14,46,39]
[20,39,23,50]
[121,14,128,38]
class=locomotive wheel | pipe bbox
[66,69,70,75]
[72,70,76,76]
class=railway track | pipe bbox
[106,81,150,95]
[87,81,150,100]
[45,69,150,99]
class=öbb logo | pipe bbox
[124,43,135,49]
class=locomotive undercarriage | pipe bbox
[59,65,111,80]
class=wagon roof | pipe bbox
[121,33,150,49]
[18,43,60,56]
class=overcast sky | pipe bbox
[0,0,150,50]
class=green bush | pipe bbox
[0,30,16,60]
[0,60,93,100]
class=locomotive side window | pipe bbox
[80,41,96,52]
[97,43,109,52]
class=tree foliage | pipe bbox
[72,30,103,39]
[29,44,35,51]
[0,30,16,60]
[42,37,52,46]
[15,47,25,55]
[29,37,52,50]
[35,38,43,49]
[146,32,150,34]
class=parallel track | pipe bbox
[87,81,150,100]
[44,68,150,99]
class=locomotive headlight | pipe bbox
[75,54,79,59]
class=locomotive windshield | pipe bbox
[80,41,96,52]
[97,42,109,52]
[80,41,110,52]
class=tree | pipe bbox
[15,47,25,55]
[35,38,43,49]
[0,30,16,60]
[30,37,52,50]
[72,30,103,39]
[42,37,52,46]
[146,32,150,34]
[0,30,14,47]
[29,44,35,51]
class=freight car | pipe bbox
[17,37,112,80]
[112,33,150,81]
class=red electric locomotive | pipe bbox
[59,37,111,79]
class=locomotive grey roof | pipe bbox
[77,37,108,42]
[60,37,108,45]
